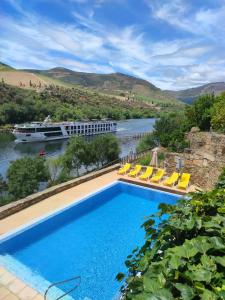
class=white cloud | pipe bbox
[1,0,225,90]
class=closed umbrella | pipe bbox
[150,148,158,168]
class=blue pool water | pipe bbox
[0,182,180,300]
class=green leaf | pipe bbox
[191,236,212,254]
[218,207,225,214]
[168,255,184,269]
[143,277,163,293]
[167,240,198,259]
[185,266,212,283]
[201,255,216,271]
[213,256,225,267]
[209,237,225,250]
[200,289,218,300]
[147,289,174,300]
[116,272,125,282]
[175,283,195,300]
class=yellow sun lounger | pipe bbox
[150,168,165,183]
[177,173,191,190]
[163,172,179,187]
[128,165,142,177]
[139,166,153,180]
[118,163,131,175]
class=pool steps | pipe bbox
[44,276,81,300]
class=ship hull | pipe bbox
[13,130,117,143]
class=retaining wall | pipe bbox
[0,164,120,220]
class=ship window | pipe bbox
[17,128,35,133]
[44,132,63,137]
[36,127,61,132]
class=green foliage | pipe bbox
[0,174,6,195]
[62,136,87,175]
[185,94,215,131]
[138,154,152,166]
[7,156,49,199]
[136,134,157,153]
[61,134,120,176]
[0,82,156,125]
[118,187,225,300]
[215,168,225,189]
[154,113,190,151]
[211,93,225,132]
[137,114,189,153]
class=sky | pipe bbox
[0,0,225,90]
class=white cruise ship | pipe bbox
[13,116,117,143]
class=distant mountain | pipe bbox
[25,67,178,104]
[0,62,181,105]
[166,82,225,104]
[0,61,13,71]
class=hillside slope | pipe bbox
[0,61,182,106]
[0,62,14,71]
[166,82,225,104]
[0,82,159,125]
[26,67,178,104]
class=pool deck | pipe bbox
[0,169,193,300]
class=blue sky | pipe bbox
[0,0,225,90]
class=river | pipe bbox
[0,118,156,178]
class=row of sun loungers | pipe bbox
[118,163,191,190]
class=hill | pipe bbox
[0,61,182,107]
[0,82,159,125]
[0,69,75,89]
[0,62,13,71]
[25,67,179,105]
[166,82,225,104]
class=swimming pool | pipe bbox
[0,181,181,300]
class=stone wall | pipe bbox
[0,164,120,220]
[164,130,225,190]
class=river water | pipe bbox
[0,118,156,178]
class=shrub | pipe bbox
[138,154,152,166]
[7,156,49,199]
[136,134,157,153]
[117,187,225,299]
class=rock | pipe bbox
[190,127,200,133]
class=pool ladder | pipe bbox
[44,276,81,300]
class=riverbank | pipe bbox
[0,118,156,178]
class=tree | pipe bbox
[92,134,120,166]
[137,114,189,152]
[46,156,63,184]
[61,136,86,176]
[7,156,49,199]
[211,92,225,132]
[0,174,6,196]
[136,133,157,153]
[185,94,215,131]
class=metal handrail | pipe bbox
[44,276,81,300]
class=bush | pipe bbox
[211,93,225,132]
[138,154,152,166]
[61,134,120,175]
[215,168,225,189]
[137,114,189,153]
[136,134,157,153]
[7,156,49,199]
[185,94,215,131]
[117,187,225,299]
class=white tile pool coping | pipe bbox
[0,180,182,300]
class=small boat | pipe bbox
[13,116,117,143]
[39,149,46,156]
